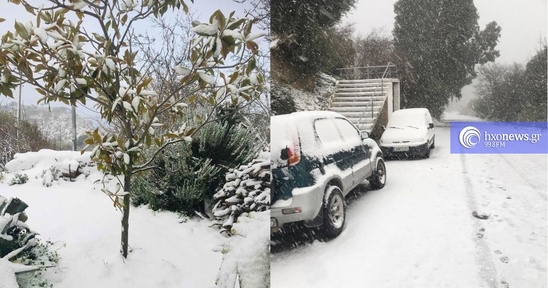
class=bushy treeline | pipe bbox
[0,111,61,170]
[469,46,547,121]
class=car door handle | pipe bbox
[317,159,326,174]
[323,156,334,165]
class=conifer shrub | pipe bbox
[8,173,29,186]
[132,120,262,214]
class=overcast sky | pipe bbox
[0,1,545,113]
[344,0,547,65]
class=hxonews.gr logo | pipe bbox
[451,122,547,154]
[458,126,481,149]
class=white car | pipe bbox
[379,108,435,158]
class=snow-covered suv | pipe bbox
[271,111,386,238]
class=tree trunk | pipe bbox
[121,173,131,258]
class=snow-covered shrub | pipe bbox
[132,148,221,213]
[212,151,270,234]
[40,166,61,187]
[0,196,59,288]
[132,120,262,214]
[8,173,29,186]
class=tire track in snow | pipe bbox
[460,154,499,288]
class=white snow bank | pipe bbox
[0,258,19,288]
[5,150,92,172]
[1,149,268,288]
[215,211,269,288]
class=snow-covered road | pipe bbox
[271,127,547,288]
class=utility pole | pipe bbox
[16,83,22,147]
[71,105,77,151]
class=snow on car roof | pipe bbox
[392,108,429,116]
[272,110,342,121]
[271,111,362,164]
[388,108,431,127]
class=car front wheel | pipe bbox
[370,158,386,190]
[322,186,346,238]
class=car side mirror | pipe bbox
[429,123,434,129]
[381,125,386,132]
[360,131,369,139]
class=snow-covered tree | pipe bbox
[0,0,265,258]
[271,0,357,80]
[470,45,547,121]
[523,45,547,121]
[393,0,501,119]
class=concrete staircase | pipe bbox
[329,79,390,133]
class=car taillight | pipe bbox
[285,123,301,166]
[287,145,301,166]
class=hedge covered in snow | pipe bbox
[212,151,270,234]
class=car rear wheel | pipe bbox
[322,186,345,238]
[370,159,386,190]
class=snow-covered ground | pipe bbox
[271,127,547,288]
[1,150,268,288]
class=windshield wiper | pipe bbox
[406,125,419,129]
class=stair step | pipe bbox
[335,88,388,94]
[336,84,391,90]
[333,99,386,105]
[331,101,384,109]
[332,95,386,101]
[337,110,382,117]
[336,89,386,93]
[338,78,392,83]
[335,91,385,96]
[329,78,394,133]
[330,104,383,111]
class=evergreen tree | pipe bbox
[393,0,501,119]
[471,46,547,121]
[271,0,357,79]
[523,46,547,121]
